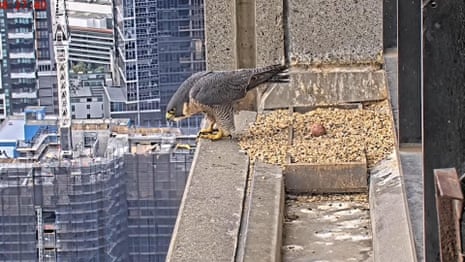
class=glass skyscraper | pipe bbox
[111,0,205,128]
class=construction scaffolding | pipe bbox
[0,156,128,261]
[0,128,195,261]
[125,151,193,261]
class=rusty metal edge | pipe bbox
[434,168,464,262]
[434,168,464,200]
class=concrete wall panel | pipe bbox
[205,0,236,70]
[256,0,285,66]
[287,0,383,65]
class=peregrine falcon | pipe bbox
[165,64,288,141]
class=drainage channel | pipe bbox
[283,193,373,262]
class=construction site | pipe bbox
[0,106,196,261]
[0,0,198,259]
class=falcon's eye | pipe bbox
[168,108,175,114]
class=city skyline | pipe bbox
[0,2,206,259]
[0,0,206,130]
[110,0,205,127]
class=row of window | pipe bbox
[11,18,31,24]
[37,50,49,59]
[11,27,32,33]
[38,64,51,71]
[35,10,47,19]
[70,97,103,103]
[36,30,48,37]
[10,58,34,63]
[110,101,137,112]
[36,20,48,29]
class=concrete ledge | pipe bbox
[284,162,368,193]
[240,161,284,262]
[258,70,387,110]
[166,139,249,262]
[369,151,417,262]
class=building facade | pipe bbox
[0,109,195,261]
[112,0,205,127]
[125,146,193,261]
[67,0,114,73]
[70,73,106,119]
[0,6,38,119]
[37,0,115,117]
[35,2,58,115]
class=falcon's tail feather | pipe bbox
[246,64,289,91]
[269,72,289,83]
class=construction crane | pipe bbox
[52,0,73,158]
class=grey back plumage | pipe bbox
[190,64,287,106]
[166,71,211,117]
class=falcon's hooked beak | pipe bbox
[166,109,176,122]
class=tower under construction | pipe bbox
[0,106,195,261]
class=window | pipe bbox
[36,11,47,19]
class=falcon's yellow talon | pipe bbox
[199,128,218,134]
[199,129,225,141]
[198,122,217,134]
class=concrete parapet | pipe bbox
[234,110,258,135]
[257,69,387,110]
[166,140,249,262]
[255,0,285,66]
[205,0,382,69]
[204,0,236,70]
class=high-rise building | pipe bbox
[67,0,114,74]
[0,7,38,119]
[0,108,195,261]
[36,2,58,115]
[38,0,115,117]
[110,0,205,127]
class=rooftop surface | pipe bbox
[72,86,93,97]
[0,119,25,142]
[105,87,126,102]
